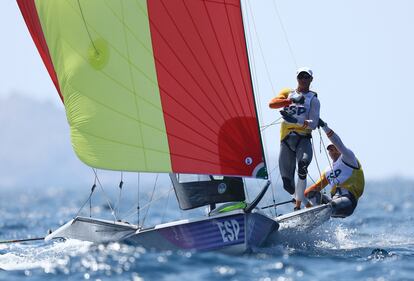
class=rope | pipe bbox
[260,117,282,131]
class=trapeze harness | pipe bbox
[280,90,317,142]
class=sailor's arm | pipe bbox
[269,88,292,109]
[304,173,329,196]
[297,97,320,130]
[322,124,358,167]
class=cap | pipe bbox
[296,67,313,77]
[326,143,336,150]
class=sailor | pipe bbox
[269,67,320,210]
[304,120,365,218]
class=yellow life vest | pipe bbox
[325,157,365,200]
[278,88,317,141]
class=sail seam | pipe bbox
[163,0,233,123]
[142,1,247,151]
[222,2,257,140]
[202,1,260,147]
[202,1,248,120]
[73,125,243,166]
[65,76,248,161]
[74,128,246,169]
[62,77,165,133]
[147,6,224,131]
[152,0,251,153]
[181,1,252,144]
[64,0,162,107]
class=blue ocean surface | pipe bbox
[0,178,413,281]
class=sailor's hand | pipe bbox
[280,110,298,123]
[317,118,326,128]
[290,93,305,104]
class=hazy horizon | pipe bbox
[0,94,411,191]
[1,0,414,187]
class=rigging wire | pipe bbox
[318,128,339,185]
[116,172,124,218]
[161,187,172,223]
[91,168,117,221]
[271,0,297,69]
[74,177,96,219]
[140,174,159,228]
[137,173,140,226]
[242,0,279,205]
[243,178,250,202]
[271,170,282,216]
[122,186,174,222]
[245,0,278,94]
[74,169,116,221]
[90,175,97,217]
[241,0,268,206]
[309,128,339,195]
[246,2,297,210]
[310,135,325,190]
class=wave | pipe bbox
[0,239,92,271]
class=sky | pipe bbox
[0,0,413,190]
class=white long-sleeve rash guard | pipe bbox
[323,125,359,168]
[296,97,320,130]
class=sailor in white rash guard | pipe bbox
[269,67,320,211]
[304,120,365,218]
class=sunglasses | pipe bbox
[297,73,312,80]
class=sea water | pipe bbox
[0,179,413,281]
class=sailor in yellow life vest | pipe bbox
[269,67,320,211]
[304,119,365,218]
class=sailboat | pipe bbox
[16,0,332,253]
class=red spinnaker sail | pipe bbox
[16,0,267,178]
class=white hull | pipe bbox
[265,204,333,245]
[45,205,332,253]
[46,210,278,254]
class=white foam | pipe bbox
[0,239,92,271]
[313,221,414,251]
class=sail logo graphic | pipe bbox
[218,183,227,194]
[327,169,342,183]
[216,220,240,243]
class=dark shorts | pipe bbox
[331,189,358,218]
